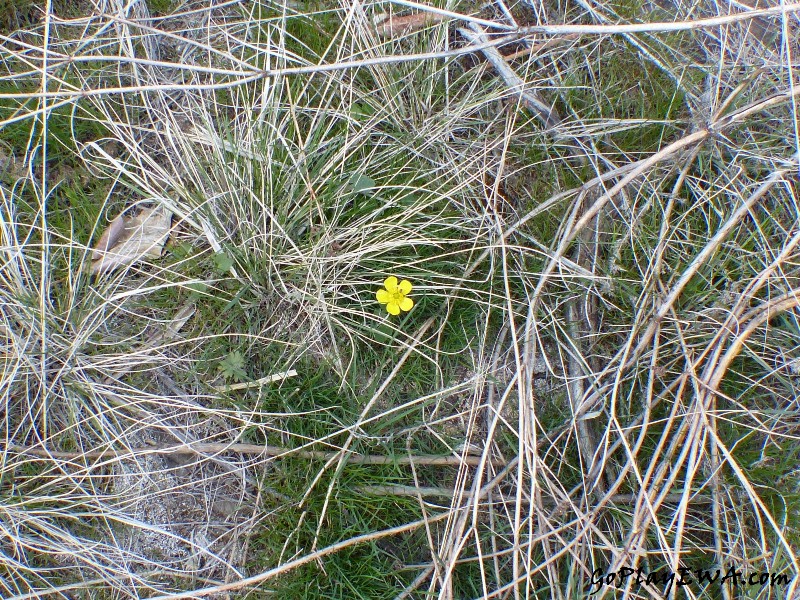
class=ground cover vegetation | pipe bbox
[0,0,799,598]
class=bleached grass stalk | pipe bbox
[1,0,799,597]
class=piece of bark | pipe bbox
[373,12,447,38]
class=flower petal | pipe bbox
[384,276,398,292]
[386,301,401,315]
[376,289,391,304]
[399,296,414,312]
[398,279,412,294]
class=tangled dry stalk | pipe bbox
[1,0,799,598]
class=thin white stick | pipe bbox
[458,24,560,128]
[215,369,298,392]
[3,3,798,106]
[393,0,800,33]
[144,512,450,599]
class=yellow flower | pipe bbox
[376,276,413,316]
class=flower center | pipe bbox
[390,290,405,303]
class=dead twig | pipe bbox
[144,512,452,600]
[354,485,712,506]
[10,442,507,468]
[502,34,579,61]
[458,23,560,129]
